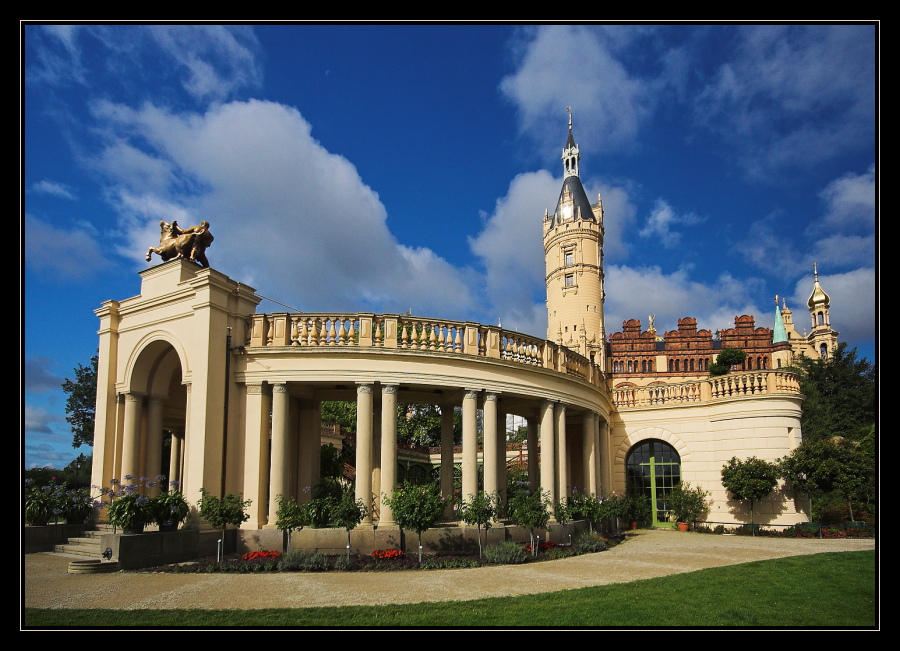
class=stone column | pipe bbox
[242,383,271,529]
[496,408,508,513]
[539,399,556,505]
[145,396,165,496]
[482,392,499,499]
[461,389,479,501]
[598,417,611,495]
[297,399,318,499]
[379,384,399,527]
[526,416,539,491]
[582,412,595,496]
[120,391,144,482]
[555,402,568,502]
[372,393,382,523]
[592,413,602,496]
[168,430,183,488]
[355,383,375,528]
[266,383,290,527]
[440,403,456,518]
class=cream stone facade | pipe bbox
[90,117,819,539]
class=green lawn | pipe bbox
[24,550,876,629]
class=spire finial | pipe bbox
[775,295,779,305]
[567,106,572,130]
[813,261,819,281]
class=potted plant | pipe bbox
[150,479,190,532]
[626,493,651,529]
[667,482,710,531]
[105,477,154,534]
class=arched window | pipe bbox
[626,439,681,527]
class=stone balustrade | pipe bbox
[246,312,605,387]
[613,370,801,409]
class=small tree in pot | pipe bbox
[667,482,710,530]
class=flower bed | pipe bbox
[133,534,626,573]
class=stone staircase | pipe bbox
[52,526,120,573]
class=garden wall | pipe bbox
[24,524,89,553]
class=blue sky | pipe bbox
[23,24,877,470]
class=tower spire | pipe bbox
[563,107,580,179]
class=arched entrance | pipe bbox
[625,439,681,527]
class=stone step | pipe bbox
[67,559,119,574]
[53,543,101,557]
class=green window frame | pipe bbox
[625,439,681,527]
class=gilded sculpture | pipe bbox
[146,220,214,268]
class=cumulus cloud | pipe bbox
[787,267,875,350]
[638,199,703,248]
[605,264,768,336]
[816,165,876,233]
[88,99,476,318]
[500,25,650,157]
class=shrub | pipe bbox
[574,531,609,553]
[483,541,527,565]
[277,551,330,571]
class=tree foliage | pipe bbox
[709,347,746,377]
[781,437,875,521]
[383,481,446,555]
[791,343,875,443]
[62,355,98,447]
[720,456,780,522]
[198,489,251,531]
[457,490,497,557]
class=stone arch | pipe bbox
[122,331,190,395]
[119,332,190,492]
[614,426,691,470]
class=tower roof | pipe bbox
[807,263,831,309]
[548,109,597,227]
[772,295,788,343]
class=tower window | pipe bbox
[564,274,574,287]
[564,251,574,266]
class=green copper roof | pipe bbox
[772,297,788,343]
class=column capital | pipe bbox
[357,383,373,395]
[272,383,288,394]
[464,388,480,400]
[246,383,265,395]
[381,384,399,395]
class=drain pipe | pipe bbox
[220,327,232,497]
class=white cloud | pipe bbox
[30,180,76,200]
[817,165,876,233]
[500,25,649,157]
[605,264,768,336]
[787,267,875,349]
[638,199,703,248]
[90,99,476,319]
[30,25,262,102]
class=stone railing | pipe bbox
[246,312,605,386]
[613,370,801,409]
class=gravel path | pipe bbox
[24,529,875,610]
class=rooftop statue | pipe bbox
[146,220,214,268]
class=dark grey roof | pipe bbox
[549,175,596,227]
